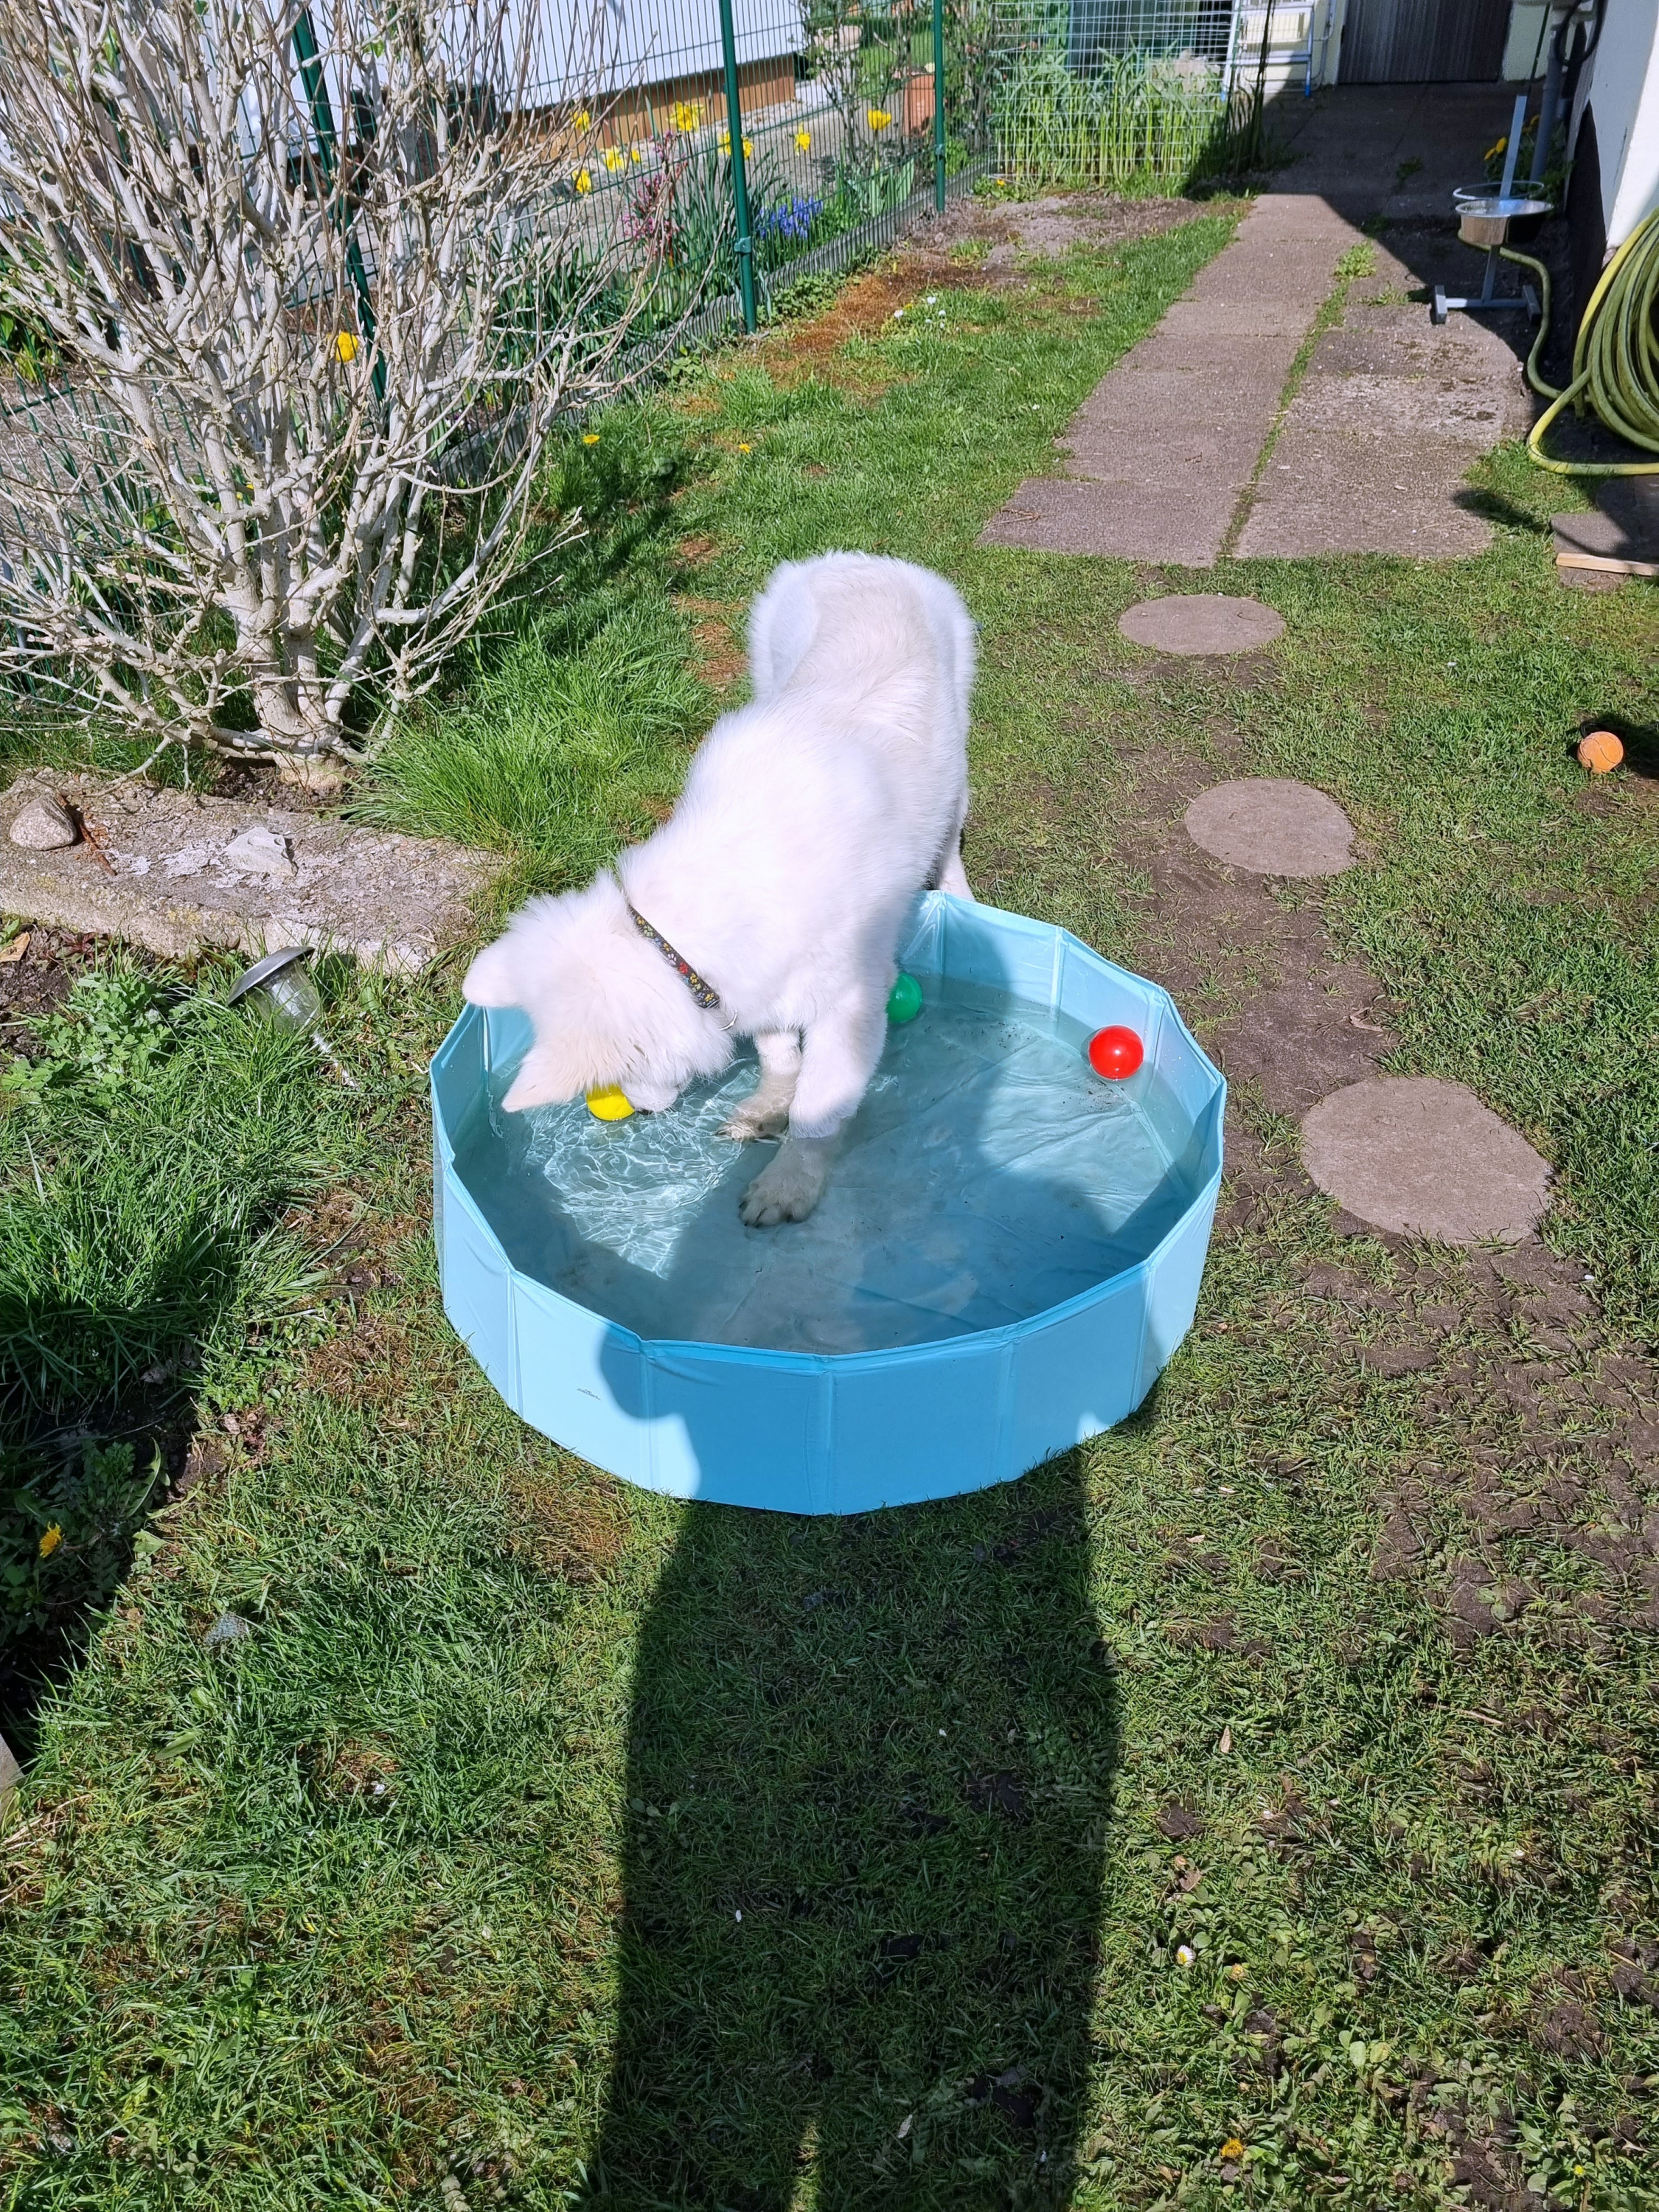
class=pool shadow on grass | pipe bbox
[588,1463,1116,2208]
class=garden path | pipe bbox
[981,83,1531,565]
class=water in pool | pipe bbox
[451,979,1200,1354]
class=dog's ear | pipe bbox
[501,1043,581,1113]
[463,939,520,1008]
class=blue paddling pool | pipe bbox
[431,893,1224,1513]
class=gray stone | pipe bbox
[1185,779,1354,877]
[223,825,297,880]
[0,1727,18,1812]
[1301,1077,1551,1245]
[0,771,501,972]
[1119,595,1285,655]
[9,794,76,849]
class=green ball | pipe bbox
[887,970,923,1024]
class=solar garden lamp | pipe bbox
[229,945,359,1088]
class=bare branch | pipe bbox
[0,0,644,776]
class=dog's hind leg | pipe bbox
[720,1029,801,1141]
[931,794,975,902]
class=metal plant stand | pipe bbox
[1431,92,1551,327]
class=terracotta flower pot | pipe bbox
[902,67,934,136]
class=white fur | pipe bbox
[463,552,976,1224]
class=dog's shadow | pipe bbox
[554,993,1169,2200]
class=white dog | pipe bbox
[462,552,976,1225]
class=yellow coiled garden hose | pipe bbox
[1500,206,1659,473]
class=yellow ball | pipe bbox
[585,1085,634,1121]
[1577,729,1624,774]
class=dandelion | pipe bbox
[738,442,751,453]
[605,147,625,171]
[796,127,812,151]
[38,1523,62,1557]
[1225,1962,1246,1980]
[574,168,592,193]
[582,433,600,445]
[868,107,891,131]
[1220,2139,1245,2163]
[1175,1943,1195,1966]
[335,331,358,362]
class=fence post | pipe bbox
[933,0,946,212]
[717,0,758,334]
[291,8,387,406]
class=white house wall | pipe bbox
[1572,0,1659,248]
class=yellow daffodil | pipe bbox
[868,107,891,131]
[674,100,702,132]
[605,147,625,170]
[574,167,592,193]
[796,127,812,151]
[1484,136,1506,160]
[582,432,600,445]
[630,145,642,161]
[574,109,591,131]
[335,331,358,362]
[38,1523,62,1557]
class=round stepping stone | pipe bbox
[1301,1077,1551,1245]
[1185,778,1354,877]
[1119,595,1285,655]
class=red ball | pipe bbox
[1087,1024,1144,1080]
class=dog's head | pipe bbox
[463,877,730,1114]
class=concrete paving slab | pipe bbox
[1119,596,1284,654]
[0,771,500,971]
[1553,490,1659,575]
[979,477,1237,565]
[1301,1076,1551,1244]
[1237,426,1500,560]
[1264,84,1518,221]
[1152,299,1325,340]
[1236,258,1529,559]
[1185,779,1354,877]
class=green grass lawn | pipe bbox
[4,207,1659,2211]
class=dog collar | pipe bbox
[627,902,729,1020]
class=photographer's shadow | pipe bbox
[587,1456,1117,2208]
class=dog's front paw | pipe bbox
[720,1100,790,1142]
[740,1145,827,1226]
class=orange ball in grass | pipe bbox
[1578,730,1624,773]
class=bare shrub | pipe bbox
[0,0,633,783]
